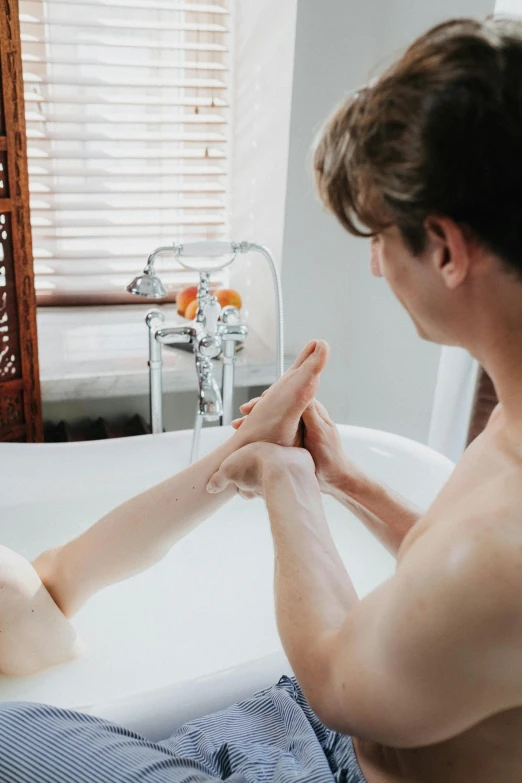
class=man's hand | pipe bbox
[232,340,329,450]
[234,391,364,496]
[206,442,316,499]
[301,399,367,494]
[235,394,421,552]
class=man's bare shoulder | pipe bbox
[400,468,522,626]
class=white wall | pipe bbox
[495,0,522,14]
[228,0,298,355]
[282,0,494,443]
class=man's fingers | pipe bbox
[302,398,333,429]
[239,388,268,415]
[314,398,333,423]
[239,397,261,413]
[302,400,322,427]
[231,417,245,429]
[206,467,231,494]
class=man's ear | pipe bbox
[424,216,470,289]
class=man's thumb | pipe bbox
[302,400,320,426]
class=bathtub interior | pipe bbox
[0,425,454,738]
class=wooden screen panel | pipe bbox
[0,0,42,441]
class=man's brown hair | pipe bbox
[313,17,522,273]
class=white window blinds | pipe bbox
[19,0,230,305]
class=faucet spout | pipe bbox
[195,355,223,422]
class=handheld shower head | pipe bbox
[127,269,167,299]
[127,245,175,299]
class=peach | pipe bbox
[214,288,242,310]
[184,298,199,320]
[176,285,198,316]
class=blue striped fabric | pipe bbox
[0,676,366,782]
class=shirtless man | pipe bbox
[215,17,522,781]
[1,13,521,783]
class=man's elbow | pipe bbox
[310,686,461,749]
[289,636,409,742]
[292,638,361,735]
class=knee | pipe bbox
[0,546,82,676]
[0,545,40,606]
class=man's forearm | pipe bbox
[328,469,422,556]
[264,465,358,706]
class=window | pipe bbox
[19,0,230,305]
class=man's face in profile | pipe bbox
[369,225,451,345]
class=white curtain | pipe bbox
[428,347,480,462]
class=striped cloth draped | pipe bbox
[0,676,366,782]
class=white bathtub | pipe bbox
[0,425,453,740]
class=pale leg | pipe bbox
[0,545,84,676]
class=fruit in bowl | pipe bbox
[177,285,243,320]
[176,285,198,316]
[214,288,242,311]
[184,299,199,320]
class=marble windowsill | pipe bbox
[37,306,291,403]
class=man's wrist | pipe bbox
[327,463,398,520]
[262,459,326,535]
[262,452,319,497]
[326,459,371,502]
[329,463,421,532]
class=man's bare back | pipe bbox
[355,406,522,783]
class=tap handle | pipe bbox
[155,325,194,345]
[203,297,221,335]
[220,305,240,325]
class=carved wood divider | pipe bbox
[0,0,42,441]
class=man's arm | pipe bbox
[264,459,521,747]
[261,460,360,711]
[235,396,424,555]
[209,443,522,745]
[326,470,422,555]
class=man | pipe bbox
[1,14,522,783]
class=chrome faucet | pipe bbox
[143,269,247,463]
[127,241,283,463]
